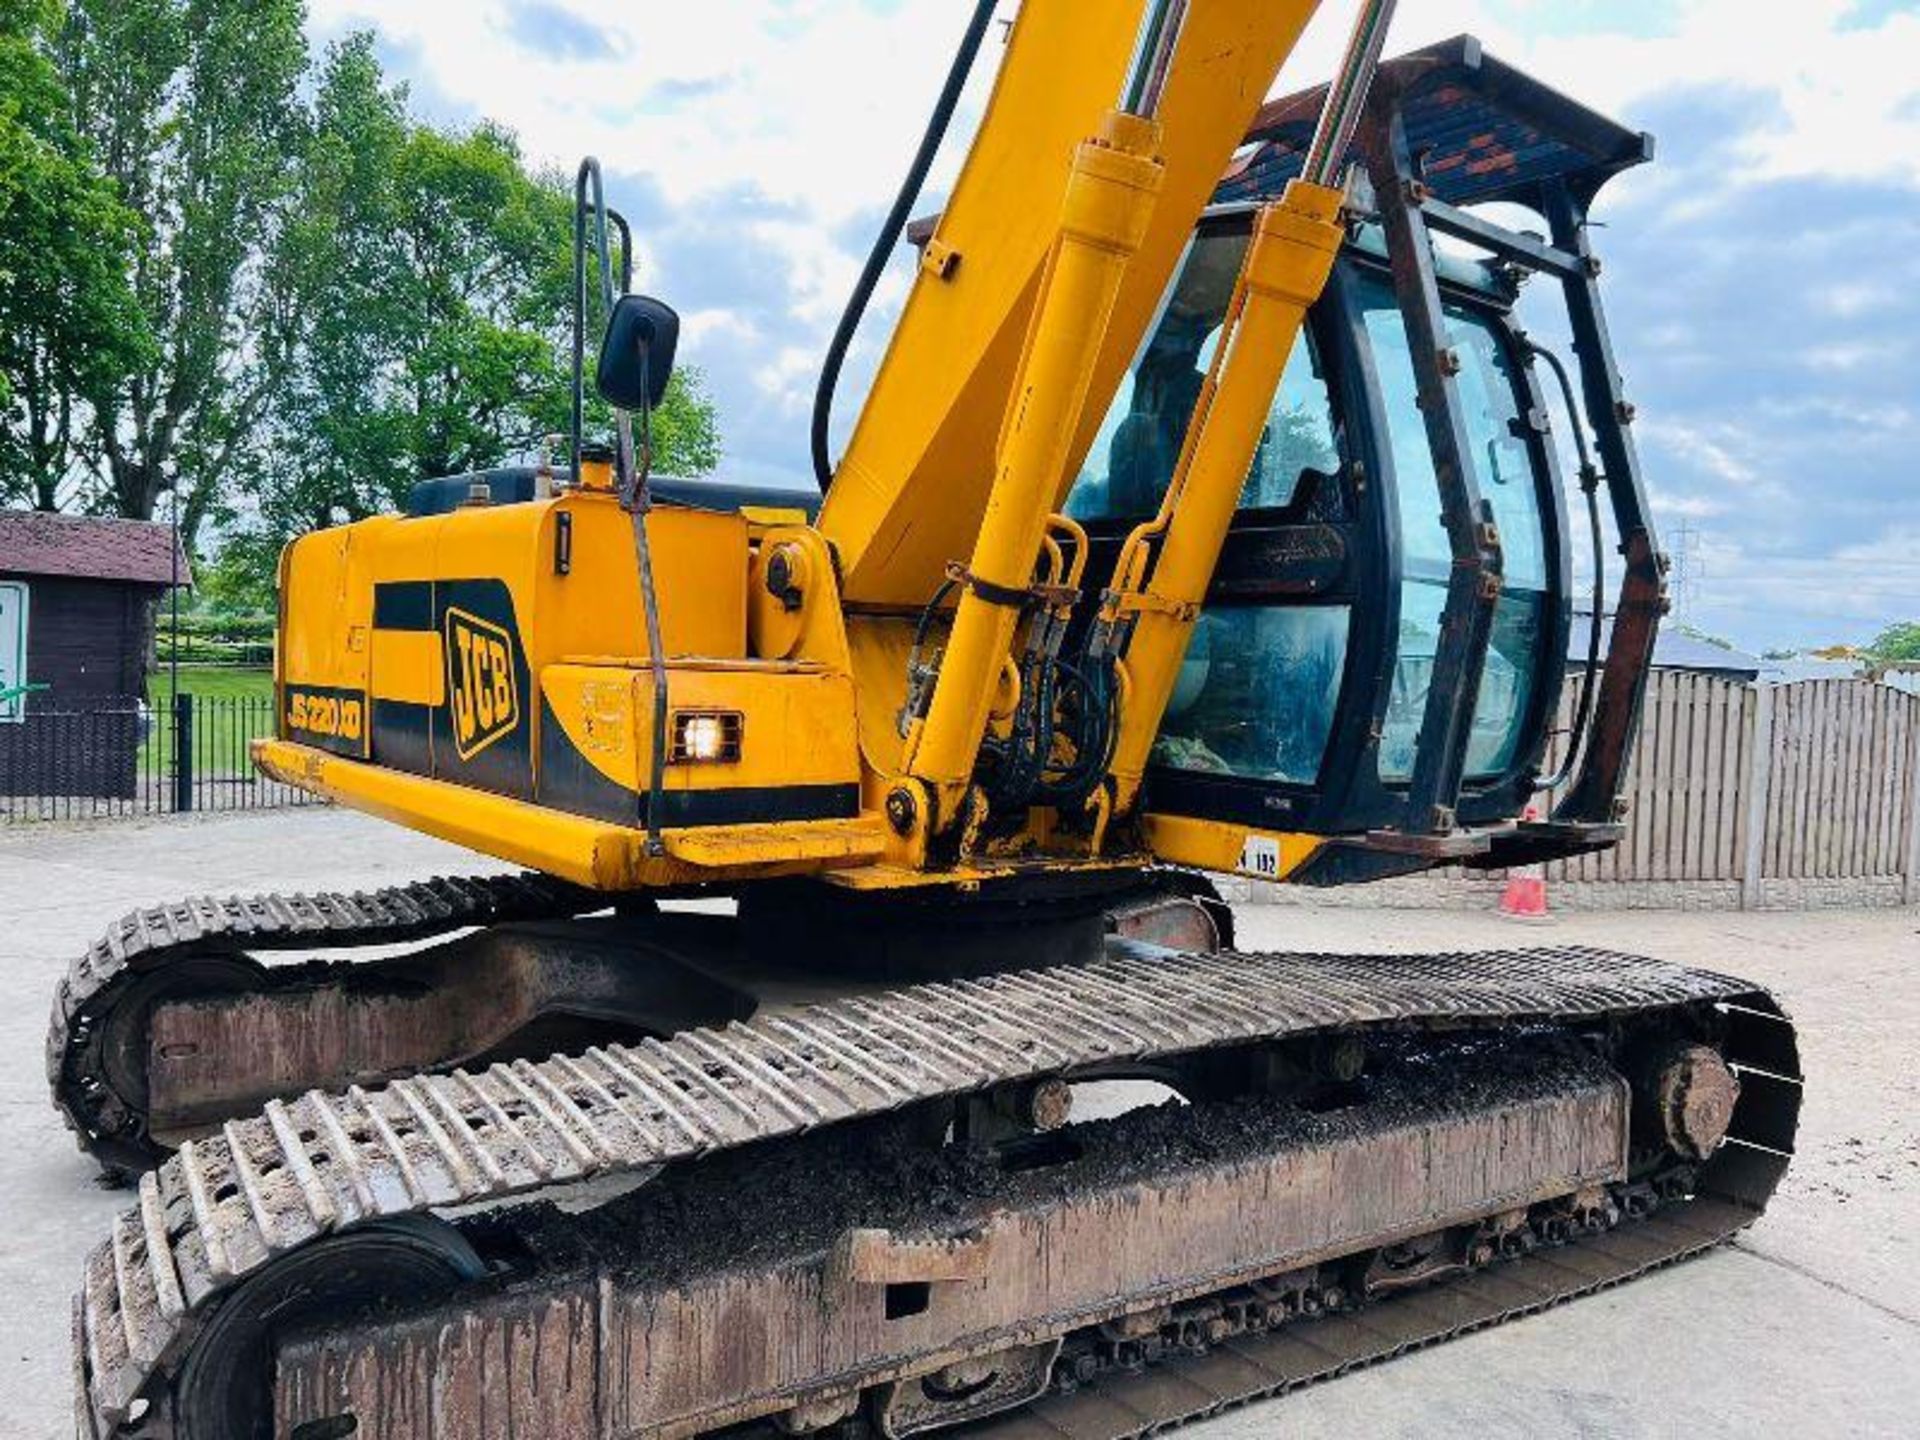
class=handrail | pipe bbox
[573,157,670,855]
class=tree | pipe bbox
[1674,621,1736,653]
[637,367,721,478]
[264,36,718,524]
[219,34,720,597]
[0,0,147,510]
[19,13,720,590]
[53,0,306,540]
[1868,622,1920,664]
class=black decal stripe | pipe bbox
[538,695,634,824]
[656,784,861,828]
[371,698,434,776]
[282,684,371,759]
[372,581,434,632]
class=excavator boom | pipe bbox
[51,9,1804,1440]
[820,0,1323,605]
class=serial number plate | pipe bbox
[1239,833,1282,879]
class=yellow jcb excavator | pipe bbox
[60,3,1800,1437]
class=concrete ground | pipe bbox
[1,809,1915,1439]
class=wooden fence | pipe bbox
[1543,674,1920,906]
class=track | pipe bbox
[48,874,602,1174]
[74,931,1800,1438]
[970,1194,1759,1440]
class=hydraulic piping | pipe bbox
[810,0,1000,493]
[1528,337,1606,796]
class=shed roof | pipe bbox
[1568,611,1761,681]
[0,510,190,587]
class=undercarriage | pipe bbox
[69,889,1800,1440]
[48,873,1226,1178]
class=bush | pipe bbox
[156,612,276,666]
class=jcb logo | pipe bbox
[444,608,519,760]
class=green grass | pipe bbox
[142,665,277,775]
[147,664,275,705]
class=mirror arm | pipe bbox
[572,157,636,487]
[627,346,654,502]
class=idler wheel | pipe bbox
[80,953,267,1175]
[169,1215,485,1439]
[1648,1042,1740,1160]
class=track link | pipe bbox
[48,874,602,1174]
[965,1184,1760,1440]
[75,941,1800,1438]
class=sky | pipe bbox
[304,0,1920,654]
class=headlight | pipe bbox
[671,710,743,764]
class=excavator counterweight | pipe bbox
[54,6,1800,1439]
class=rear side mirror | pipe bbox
[596,294,680,411]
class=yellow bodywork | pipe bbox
[267,482,890,885]
[267,0,1347,896]
[253,739,885,891]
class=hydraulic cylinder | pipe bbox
[906,112,1164,827]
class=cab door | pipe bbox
[1350,264,1571,828]
[1066,217,1365,840]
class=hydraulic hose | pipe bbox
[810,0,1000,493]
[1529,337,1605,796]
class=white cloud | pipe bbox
[1802,339,1907,372]
[1650,492,1727,519]
[1833,526,1920,569]
[755,346,823,410]
[1814,281,1896,319]
[311,1,1920,375]
[306,1,1920,644]
[679,307,756,349]
[1692,546,1920,642]
[1639,417,1773,492]
[318,3,1920,207]
[1754,395,1917,434]
[311,1,1007,224]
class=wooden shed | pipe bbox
[0,510,190,798]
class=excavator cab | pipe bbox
[1077,37,1664,883]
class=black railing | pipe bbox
[0,693,320,823]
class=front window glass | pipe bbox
[1069,226,1354,792]
[1067,230,1338,523]
[1151,605,1350,786]
[1361,274,1548,781]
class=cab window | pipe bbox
[1061,229,1351,791]
[1359,274,1548,782]
[1067,231,1339,523]
[1151,604,1350,786]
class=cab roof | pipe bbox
[1218,34,1653,213]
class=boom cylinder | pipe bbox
[1122,0,1191,117]
[905,111,1165,827]
[1103,181,1346,813]
[1300,0,1399,187]
[1101,0,1397,816]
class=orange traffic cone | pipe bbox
[1499,805,1548,920]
